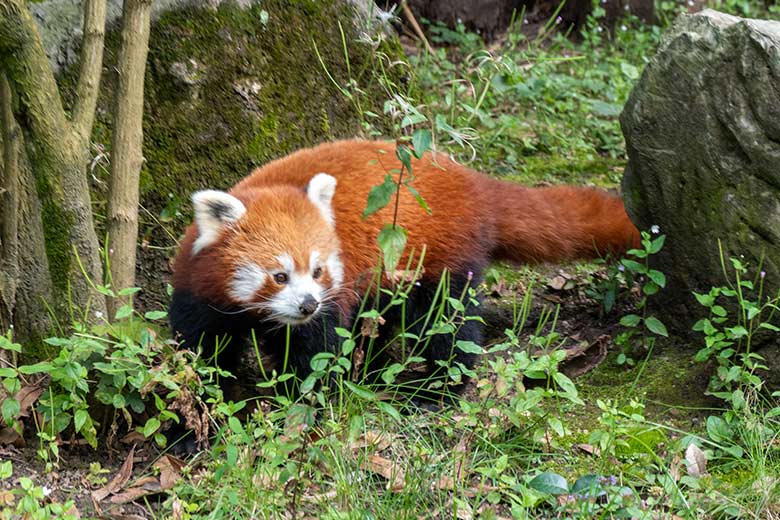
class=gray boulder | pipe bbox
[621,9,780,337]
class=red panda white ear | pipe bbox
[191,190,246,254]
[306,173,337,226]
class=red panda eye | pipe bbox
[312,267,323,279]
[274,273,288,284]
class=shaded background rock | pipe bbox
[621,10,780,346]
[41,0,397,311]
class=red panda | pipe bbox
[169,139,640,402]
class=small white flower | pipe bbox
[109,248,114,254]
[650,225,660,234]
[620,24,628,31]
[42,486,52,497]
[597,26,603,32]
[95,311,104,319]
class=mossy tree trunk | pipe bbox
[106,0,152,315]
[0,0,108,339]
[0,74,19,334]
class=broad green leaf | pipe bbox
[620,62,639,79]
[644,316,668,337]
[411,129,432,158]
[649,235,666,254]
[143,417,161,438]
[1,398,19,425]
[377,225,407,273]
[362,175,396,219]
[144,310,168,321]
[396,144,413,173]
[647,270,666,288]
[620,314,641,327]
[528,472,569,495]
[455,340,484,355]
[115,304,134,321]
[74,409,89,432]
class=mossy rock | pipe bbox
[57,0,398,310]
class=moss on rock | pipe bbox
[60,0,398,309]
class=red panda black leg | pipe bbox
[391,268,484,407]
[169,289,253,375]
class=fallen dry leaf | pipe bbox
[573,443,601,456]
[548,275,568,291]
[108,476,161,504]
[92,446,135,502]
[669,453,682,482]
[349,430,393,453]
[685,443,708,477]
[120,431,146,445]
[16,385,44,418]
[154,454,185,490]
[362,454,405,492]
[0,427,22,447]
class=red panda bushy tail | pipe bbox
[487,179,641,265]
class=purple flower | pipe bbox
[760,271,766,279]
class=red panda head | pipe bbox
[189,173,344,325]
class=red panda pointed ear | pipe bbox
[191,190,246,254]
[306,173,337,226]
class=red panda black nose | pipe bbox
[299,295,319,316]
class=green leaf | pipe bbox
[1,398,19,425]
[144,310,167,321]
[590,100,622,117]
[528,472,569,495]
[571,474,602,495]
[18,362,54,375]
[396,144,413,172]
[115,304,134,321]
[620,62,639,79]
[0,368,16,378]
[644,316,668,337]
[693,292,714,307]
[112,394,126,409]
[117,287,141,297]
[0,337,21,353]
[647,270,666,288]
[343,381,376,401]
[404,183,432,215]
[380,363,405,385]
[620,259,647,273]
[74,409,89,432]
[411,129,432,158]
[362,175,396,219]
[334,327,352,338]
[620,314,641,327]
[649,235,666,254]
[143,417,161,438]
[553,372,578,396]
[455,341,484,355]
[377,401,402,421]
[377,225,407,273]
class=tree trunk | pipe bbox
[0,75,19,333]
[0,0,108,339]
[106,0,153,315]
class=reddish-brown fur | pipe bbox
[174,139,639,309]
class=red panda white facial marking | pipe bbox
[229,262,266,303]
[265,252,328,324]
